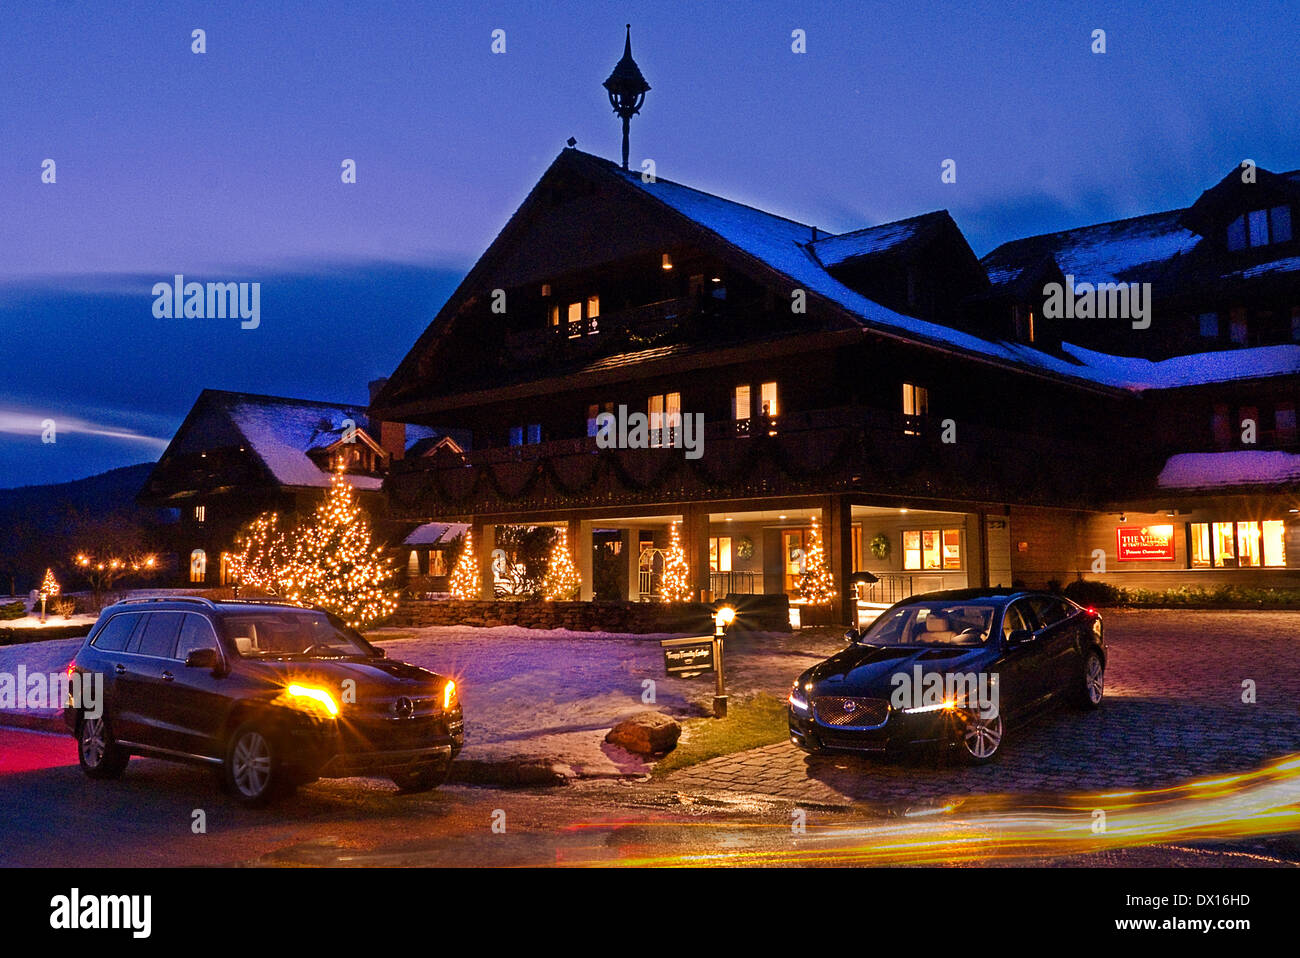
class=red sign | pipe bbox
[1116,525,1176,561]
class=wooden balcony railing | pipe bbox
[386,404,1129,518]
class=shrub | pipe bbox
[1063,578,1125,607]
[0,600,26,620]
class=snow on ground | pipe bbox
[0,624,844,778]
[0,614,97,630]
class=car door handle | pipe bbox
[114,664,126,674]
[161,671,174,682]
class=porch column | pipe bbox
[823,495,854,626]
[972,510,990,588]
[624,528,642,601]
[682,505,712,603]
[473,521,495,600]
[568,518,594,601]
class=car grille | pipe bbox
[812,696,890,728]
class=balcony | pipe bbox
[386,405,1126,518]
[504,297,688,360]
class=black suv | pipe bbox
[64,597,464,805]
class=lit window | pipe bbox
[586,401,613,437]
[219,552,234,585]
[648,393,681,446]
[430,550,448,577]
[709,537,732,573]
[1190,523,1211,568]
[189,549,207,583]
[1237,522,1262,567]
[549,304,560,327]
[760,382,778,418]
[903,383,928,435]
[194,505,206,523]
[509,426,524,447]
[526,424,542,444]
[587,295,600,335]
[1198,312,1219,339]
[1213,522,1237,567]
[1263,520,1287,566]
[407,550,420,576]
[903,530,921,570]
[567,302,583,338]
[733,385,751,420]
[901,528,960,571]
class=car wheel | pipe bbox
[77,714,129,779]
[957,710,1004,765]
[1077,651,1104,709]
[223,721,294,807]
[390,761,451,794]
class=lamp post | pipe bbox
[712,605,735,718]
[603,24,651,172]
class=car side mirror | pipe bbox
[1006,629,1033,647]
[843,628,861,644]
[185,648,220,670]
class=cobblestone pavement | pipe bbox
[661,609,1300,807]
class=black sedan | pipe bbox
[788,589,1105,763]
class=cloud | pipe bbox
[0,407,170,447]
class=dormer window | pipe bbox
[1226,205,1292,250]
[548,294,600,337]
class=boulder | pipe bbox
[606,711,681,755]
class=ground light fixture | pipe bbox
[712,606,736,718]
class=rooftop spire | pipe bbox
[602,24,650,171]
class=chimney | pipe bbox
[368,378,405,462]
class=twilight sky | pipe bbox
[3,0,1298,486]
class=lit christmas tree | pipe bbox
[229,512,292,595]
[38,568,59,623]
[448,529,481,600]
[797,518,837,605]
[284,468,397,628]
[660,521,692,603]
[542,527,581,600]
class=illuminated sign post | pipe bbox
[1116,524,1176,561]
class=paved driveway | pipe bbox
[661,609,1300,806]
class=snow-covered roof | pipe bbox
[403,521,469,546]
[218,394,382,491]
[1157,451,1300,490]
[612,159,1300,394]
[808,213,945,268]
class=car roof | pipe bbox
[898,588,1038,604]
[102,597,321,615]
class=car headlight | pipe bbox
[443,680,458,711]
[788,681,810,714]
[285,684,340,717]
[901,698,956,714]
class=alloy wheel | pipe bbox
[231,731,272,798]
[80,718,106,767]
[1086,654,1104,705]
[961,711,1003,761]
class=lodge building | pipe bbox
[368,143,1300,624]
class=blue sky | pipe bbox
[3,0,1298,486]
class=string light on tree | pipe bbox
[542,527,581,600]
[282,467,397,628]
[660,521,692,603]
[797,517,837,605]
[448,528,481,600]
[38,568,59,623]
[230,512,291,596]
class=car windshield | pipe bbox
[859,602,996,647]
[220,610,374,658]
